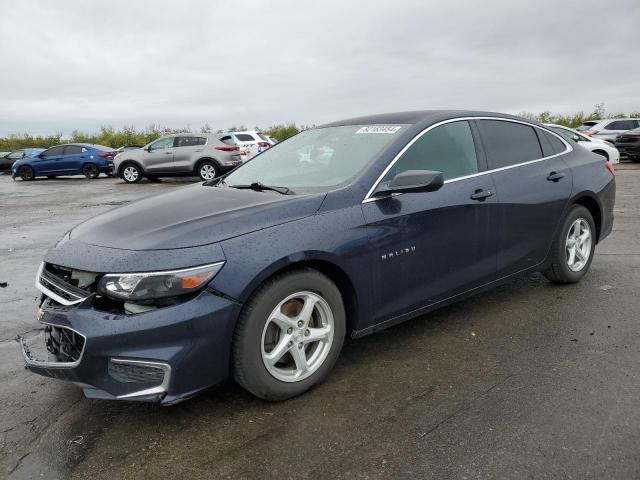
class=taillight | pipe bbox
[257,142,270,148]
[98,152,115,158]
[604,160,616,176]
[215,145,239,152]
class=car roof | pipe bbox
[319,110,529,128]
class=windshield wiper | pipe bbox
[228,182,294,195]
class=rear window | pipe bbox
[577,121,598,131]
[478,120,543,169]
[234,133,255,142]
[219,135,235,146]
[257,133,270,142]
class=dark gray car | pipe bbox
[113,133,242,183]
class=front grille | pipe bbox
[616,136,639,144]
[45,325,85,363]
[37,263,99,305]
[109,361,166,385]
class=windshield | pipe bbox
[224,125,405,193]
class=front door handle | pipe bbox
[470,189,494,201]
[547,171,566,182]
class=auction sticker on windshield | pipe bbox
[356,125,402,134]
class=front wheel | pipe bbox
[544,205,596,283]
[233,269,346,401]
[82,163,99,179]
[121,163,142,183]
[18,166,35,181]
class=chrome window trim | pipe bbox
[362,116,572,203]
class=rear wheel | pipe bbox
[544,205,595,284]
[82,163,99,179]
[121,163,142,183]
[198,161,219,181]
[18,166,35,181]
[233,269,345,401]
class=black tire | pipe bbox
[18,166,35,181]
[544,205,596,284]
[120,163,142,183]
[233,268,346,401]
[82,163,99,179]
[197,160,219,181]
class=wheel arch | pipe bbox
[194,157,221,174]
[235,254,361,337]
[117,160,144,177]
[572,194,603,242]
[591,149,609,160]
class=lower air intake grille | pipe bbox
[108,360,166,385]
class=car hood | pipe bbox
[70,184,327,250]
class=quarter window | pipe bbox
[176,136,207,147]
[478,120,543,169]
[537,129,567,156]
[381,121,478,182]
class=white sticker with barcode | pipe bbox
[356,125,402,134]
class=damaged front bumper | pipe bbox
[21,290,241,404]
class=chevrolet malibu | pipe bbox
[21,111,616,404]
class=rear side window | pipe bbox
[176,136,207,147]
[63,146,87,155]
[382,120,478,182]
[43,146,65,156]
[234,133,255,142]
[478,120,543,169]
[605,120,637,131]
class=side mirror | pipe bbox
[572,134,581,142]
[373,170,444,197]
[37,153,45,158]
[145,146,152,152]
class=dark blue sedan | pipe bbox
[12,143,116,180]
[21,111,616,403]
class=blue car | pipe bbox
[21,111,615,404]
[12,143,116,180]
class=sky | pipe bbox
[0,0,638,136]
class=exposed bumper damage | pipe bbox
[21,260,241,404]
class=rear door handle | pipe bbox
[547,171,566,182]
[470,189,494,201]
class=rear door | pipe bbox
[173,136,206,172]
[476,119,572,278]
[58,145,88,173]
[363,120,498,323]
[144,137,175,173]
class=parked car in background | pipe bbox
[22,111,615,404]
[545,124,619,164]
[614,127,640,162]
[11,144,115,181]
[113,133,241,183]
[579,118,640,142]
[220,130,273,160]
[0,148,45,171]
[576,120,599,132]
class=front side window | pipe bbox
[381,121,478,183]
[149,137,174,151]
[43,146,65,156]
[478,120,543,169]
[224,125,405,193]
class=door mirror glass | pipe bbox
[373,170,444,197]
[572,134,581,142]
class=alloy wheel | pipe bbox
[565,218,592,272]
[261,291,334,382]
[123,166,139,182]
[200,164,217,180]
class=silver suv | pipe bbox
[576,118,640,142]
[113,133,241,183]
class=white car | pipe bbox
[575,118,640,142]
[220,130,274,160]
[545,124,619,164]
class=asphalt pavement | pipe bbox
[1,164,639,479]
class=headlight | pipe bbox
[98,262,224,301]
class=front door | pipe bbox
[363,120,498,324]
[144,137,175,173]
[32,146,65,174]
